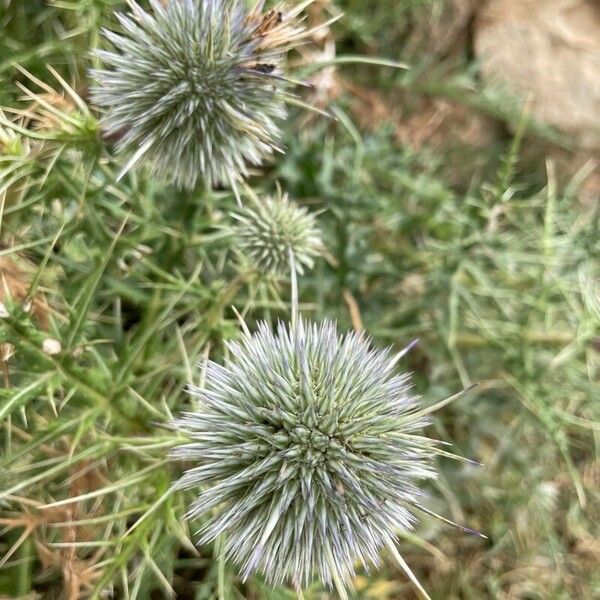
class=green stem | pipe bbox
[289,250,298,333]
[16,533,33,595]
[216,535,226,600]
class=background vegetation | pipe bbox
[1,1,599,599]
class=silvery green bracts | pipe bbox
[91,0,306,190]
[172,319,438,593]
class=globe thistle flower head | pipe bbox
[231,191,322,276]
[172,319,441,596]
[91,0,315,190]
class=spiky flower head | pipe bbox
[172,319,440,596]
[231,191,322,276]
[91,0,313,190]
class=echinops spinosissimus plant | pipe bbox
[172,315,461,599]
[231,190,322,276]
[91,0,318,191]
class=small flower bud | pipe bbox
[42,338,62,356]
[232,191,322,276]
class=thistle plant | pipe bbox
[231,190,322,276]
[91,0,316,191]
[172,314,454,598]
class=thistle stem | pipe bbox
[289,249,299,333]
[216,535,226,600]
[2,360,9,388]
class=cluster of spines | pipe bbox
[91,0,316,191]
[172,319,438,593]
[231,191,322,277]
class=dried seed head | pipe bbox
[0,114,32,209]
[91,0,313,190]
[231,191,322,276]
[0,255,49,330]
[172,319,439,595]
[0,255,51,362]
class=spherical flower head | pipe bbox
[172,319,439,595]
[91,0,310,190]
[231,191,322,276]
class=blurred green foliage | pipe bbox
[1,0,598,599]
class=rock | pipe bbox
[475,0,600,150]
